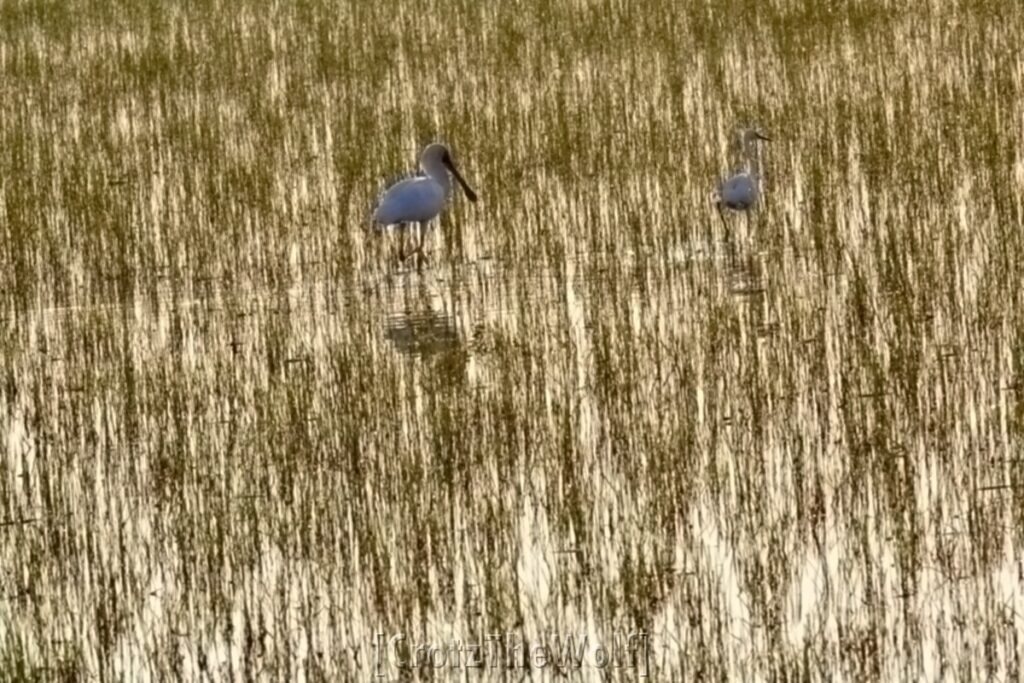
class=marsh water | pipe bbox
[1,0,1023,679]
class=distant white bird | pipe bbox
[715,128,771,251]
[373,142,477,262]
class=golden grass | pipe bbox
[1,0,1022,678]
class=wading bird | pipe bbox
[714,128,771,257]
[373,142,477,263]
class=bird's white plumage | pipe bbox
[373,175,447,226]
[718,172,758,210]
[713,128,770,262]
[371,142,477,264]
[373,142,474,229]
[715,128,769,217]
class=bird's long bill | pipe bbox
[444,158,478,202]
[756,132,772,141]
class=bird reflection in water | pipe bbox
[384,309,459,356]
[384,309,467,386]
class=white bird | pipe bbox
[373,142,477,262]
[715,128,771,252]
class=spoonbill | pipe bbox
[714,128,771,254]
[373,142,477,262]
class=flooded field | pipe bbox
[1,0,1023,679]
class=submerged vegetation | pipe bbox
[1,0,1022,678]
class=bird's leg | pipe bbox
[408,222,430,268]
[397,224,408,262]
[717,204,735,267]
[742,210,755,265]
[413,223,424,270]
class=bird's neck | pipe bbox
[422,160,452,194]
[743,143,762,178]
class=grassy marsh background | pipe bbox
[1,0,1024,679]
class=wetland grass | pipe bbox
[1,0,1023,679]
